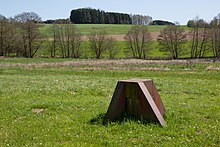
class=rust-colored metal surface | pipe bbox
[104,79,167,127]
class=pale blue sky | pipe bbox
[0,0,219,24]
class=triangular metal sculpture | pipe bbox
[104,79,167,127]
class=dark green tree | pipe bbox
[187,20,195,27]
[70,8,132,24]
[149,20,175,25]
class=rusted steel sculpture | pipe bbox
[104,79,167,127]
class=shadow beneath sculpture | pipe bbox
[90,112,165,126]
[103,79,167,127]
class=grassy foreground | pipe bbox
[0,58,220,146]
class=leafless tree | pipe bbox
[157,25,186,59]
[210,14,220,59]
[89,29,115,59]
[107,37,118,59]
[199,27,212,58]
[125,25,152,59]
[17,21,44,58]
[0,16,18,56]
[47,24,59,57]
[14,12,42,23]
[189,17,211,58]
[53,24,82,58]
[130,14,152,25]
[14,12,43,58]
[56,25,67,58]
[0,16,7,56]
[64,25,82,58]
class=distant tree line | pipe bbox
[70,8,132,24]
[187,18,209,28]
[1,11,220,59]
[150,20,175,25]
[130,14,152,25]
[42,18,71,24]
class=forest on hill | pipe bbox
[70,8,132,24]
[42,8,172,26]
[70,8,174,26]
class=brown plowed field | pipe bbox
[82,32,160,41]
[82,31,190,41]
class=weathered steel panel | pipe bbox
[104,79,166,127]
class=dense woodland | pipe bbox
[150,20,175,26]
[42,8,170,26]
[1,11,220,59]
[70,8,132,24]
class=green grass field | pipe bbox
[39,24,175,36]
[0,58,220,146]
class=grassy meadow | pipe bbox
[0,58,220,146]
[39,24,172,36]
